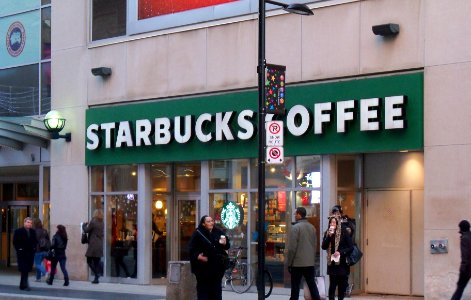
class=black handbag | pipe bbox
[346,244,363,266]
[81,232,88,244]
[45,249,55,261]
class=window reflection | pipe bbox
[41,7,51,59]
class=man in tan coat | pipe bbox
[286,207,320,300]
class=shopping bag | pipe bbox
[304,276,326,300]
[346,244,363,266]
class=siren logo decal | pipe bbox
[6,22,26,57]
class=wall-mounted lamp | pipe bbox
[91,67,112,77]
[372,23,400,36]
[43,110,71,142]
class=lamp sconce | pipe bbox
[43,110,71,142]
[91,67,112,77]
[372,23,400,36]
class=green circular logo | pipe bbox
[221,201,242,229]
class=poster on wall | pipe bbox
[0,10,40,69]
[0,0,39,17]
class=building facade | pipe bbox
[2,0,471,299]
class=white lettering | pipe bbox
[195,113,213,142]
[287,105,310,136]
[385,96,405,129]
[86,124,100,150]
[314,102,332,134]
[135,119,152,146]
[175,116,193,143]
[237,110,255,140]
[155,118,171,145]
[360,98,380,131]
[215,112,234,141]
[116,121,134,148]
[336,100,355,133]
[101,122,115,149]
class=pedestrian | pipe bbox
[189,215,230,300]
[13,217,37,291]
[131,223,138,278]
[82,209,104,284]
[111,239,131,278]
[34,219,50,282]
[321,216,353,300]
[451,220,471,300]
[331,205,356,295]
[47,224,69,286]
[286,207,320,300]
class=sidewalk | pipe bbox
[0,272,423,300]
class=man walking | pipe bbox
[451,220,471,300]
[13,217,37,291]
[286,207,320,300]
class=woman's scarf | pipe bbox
[327,217,342,266]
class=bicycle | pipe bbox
[223,247,273,298]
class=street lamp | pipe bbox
[257,1,312,299]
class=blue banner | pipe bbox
[0,10,40,68]
[0,0,39,17]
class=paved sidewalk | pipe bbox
[0,272,423,300]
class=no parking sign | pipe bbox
[266,146,284,164]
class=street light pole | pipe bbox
[256,2,312,299]
[256,0,266,298]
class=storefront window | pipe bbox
[175,163,200,192]
[296,156,321,188]
[106,165,137,192]
[40,62,51,116]
[265,158,294,188]
[209,160,249,189]
[0,64,39,116]
[106,194,138,278]
[90,166,104,192]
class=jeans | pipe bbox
[49,257,69,283]
[451,271,471,300]
[34,251,47,279]
[289,266,320,300]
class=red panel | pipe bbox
[138,0,239,19]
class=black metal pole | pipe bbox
[257,0,266,298]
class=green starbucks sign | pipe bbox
[221,202,243,230]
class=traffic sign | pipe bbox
[266,146,284,164]
[266,120,283,146]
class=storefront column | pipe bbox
[200,161,209,217]
[138,164,152,283]
[320,155,336,275]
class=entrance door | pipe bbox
[8,206,30,266]
[365,190,411,295]
[176,195,199,261]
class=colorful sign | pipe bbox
[0,10,40,68]
[85,73,423,166]
[265,64,286,114]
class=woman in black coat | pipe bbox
[321,216,353,300]
[189,215,230,300]
[47,225,69,286]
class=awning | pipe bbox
[0,116,50,150]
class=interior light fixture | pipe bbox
[43,110,71,142]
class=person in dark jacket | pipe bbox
[189,215,230,300]
[13,217,37,291]
[34,219,50,282]
[83,209,104,284]
[47,225,69,286]
[321,216,353,300]
[451,220,471,300]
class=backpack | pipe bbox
[39,231,51,251]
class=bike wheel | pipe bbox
[230,262,254,294]
[264,270,273,298]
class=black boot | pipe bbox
[46,275,53,285]
[63,278,69,286]
[92,275,99,284]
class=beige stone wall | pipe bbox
[51,0,471,294]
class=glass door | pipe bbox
[8,206,30,266]
[177,195,199,261]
